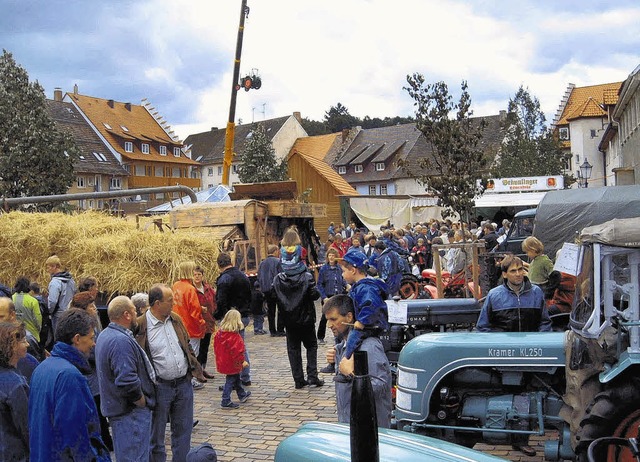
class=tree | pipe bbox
[402,74,487,221]
[0,50,79,206]
[237,124,287,183]
[324,103,359,133]
[300,117,329,136]
[492,86,569,180]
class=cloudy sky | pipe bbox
[2,0,639,140]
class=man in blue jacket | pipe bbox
[475,254,551,457]
[29,308,110,462]
[96,296,156,462]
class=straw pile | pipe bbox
[0,211,220,295]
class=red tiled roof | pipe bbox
[68,93,198,165]
[557,82,623,125]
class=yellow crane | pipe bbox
[222,0,261,186]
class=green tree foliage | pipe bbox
[237,124,287,183]
[403,74,487,221]
[324,102,359,133]
[493,86,569,180]
[0,50,79,206]
[300,117,329,136]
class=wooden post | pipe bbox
[433,248,443,298]
[472,244,480,299]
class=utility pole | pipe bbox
[222,0,249,186]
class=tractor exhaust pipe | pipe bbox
[350,350,380,462]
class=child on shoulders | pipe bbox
[280,228,307,276]
[338,248,389,360]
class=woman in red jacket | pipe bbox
[172,261,206,388]
[193,266,216,379]
[214,309,251,409]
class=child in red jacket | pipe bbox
[214,309,251,409]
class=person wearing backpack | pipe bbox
[45,255,76,331]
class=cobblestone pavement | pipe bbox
[185,303,554,462]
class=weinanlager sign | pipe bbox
[485,175,564,193]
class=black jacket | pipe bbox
[215,267,252,320]
[272,270,319,327]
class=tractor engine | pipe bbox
[395,332,567,449]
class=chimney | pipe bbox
[499,110,507,120]
[73,83,78,95]
[53,88,63,102]
[293,111,302,123]
[342,128,350,142]
[107,99,114,108]
[211,127,218,131]
[125,102,132,111]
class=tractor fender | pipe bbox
[599,350,640,383]
[395,332,566,423]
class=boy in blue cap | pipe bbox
[337,248,389,367]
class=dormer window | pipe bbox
[173,147,181,157]
[354,165,363,173]
[121,125,129,132]
[375,162,385,171]
[159,145,167,156]
[559,127,569,140]
[141,143,150,154]
[103,122,112,130]
[124,142,133,152]
[338,166,346,174]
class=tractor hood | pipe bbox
[396,332,566,422]
[275,421,506,461]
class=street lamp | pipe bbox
[579,158,593,188]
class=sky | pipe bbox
[2,0,640,141]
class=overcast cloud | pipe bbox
[2,0,639,139]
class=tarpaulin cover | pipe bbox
[580,217,640,248]
[534,185,640,257]
[349,197,445,232]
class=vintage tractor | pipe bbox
[394,217,640,461]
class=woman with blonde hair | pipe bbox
[173,261,206,389]
[214,309,250,409]
[0,321,30,461]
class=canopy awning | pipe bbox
[474,191,547,208]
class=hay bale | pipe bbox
[0,211,220,295]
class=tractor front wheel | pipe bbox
[575,380,640,461]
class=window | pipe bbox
[123,164,131,174]
[375,162,385,171]
[159,145,167,156]
[135,165,145,176]
[141,143,150,154]
[207,184,214,189]
[217,166,223,176]
[103,122,112,130]
[559,127,569,140]
[93,152,107,162]
[110,178,122,190]
[368,185,376,195]
[172,167,180,177]
[155,166,164,177]
[208,168,214,176]
[120,125,129,132]
[87,176,95,187]
[380,184,388,195]
[590,129,597,138]
[124,141,133,152]
[354,165,363,173]
[338,166,346,174]
[146,166,153,177]
[173,147,181,157]
[232,165,238,174]
[76,176,86,188]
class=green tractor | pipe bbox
[395,217,640,461]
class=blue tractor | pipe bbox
[396,217,640,461]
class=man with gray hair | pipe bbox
[96,295,156,462]
[131,292,150,316]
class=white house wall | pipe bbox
[569,118,608,187]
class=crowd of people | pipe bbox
[1,216,574,461]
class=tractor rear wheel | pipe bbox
[575,380,640,462]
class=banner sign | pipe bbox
[485,175,564,193]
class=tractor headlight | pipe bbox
[398,369,417,389]
[396,389,412,410]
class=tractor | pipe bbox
[395,217,640,461]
